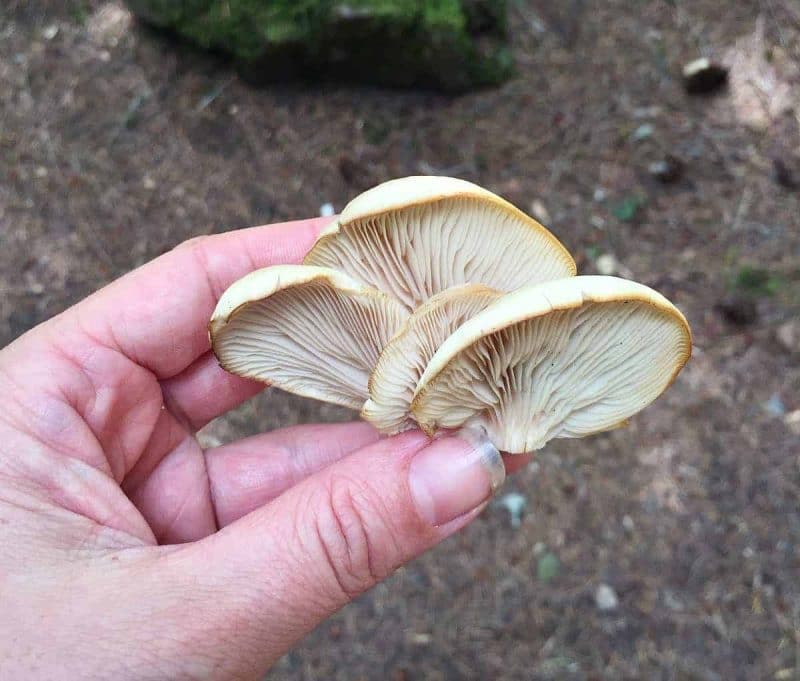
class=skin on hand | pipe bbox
[0,218,529,680]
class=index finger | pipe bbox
[66,218,331,379]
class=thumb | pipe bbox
[176,427,504,675]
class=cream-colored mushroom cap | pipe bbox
[361,284,502,435]
[304,176,576,311]
[411,276,692,453]
[210,265,409,410]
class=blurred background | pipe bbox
[2,1,799,679]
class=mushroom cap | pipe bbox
[304,176,576,311]
[209,264,409,411]
[361,284,502,434]
[411,276,692,453]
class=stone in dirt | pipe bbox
[776,320,799,354]
[595,583,619,611]
[649,155,684,184]
[682,57,728,95]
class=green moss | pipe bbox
[125,0,512,91]
[254,2,327,45]
[166,1,329,58]
[731,266,785,297]
[421,0,465,31]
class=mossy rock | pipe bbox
[125,0,512,92]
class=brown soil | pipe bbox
[2,1,799,679]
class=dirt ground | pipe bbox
[2,1,800,679]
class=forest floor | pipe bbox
[2,1,800,679]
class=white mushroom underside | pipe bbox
[213,281,408,410]
[412,302,688,452]
[362,285,501,434]
[306,197,574,310]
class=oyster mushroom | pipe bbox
[304,175,576,310]
[362,284,502,435]
[411,276,692,453]
[209,264,408,410]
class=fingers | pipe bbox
[125,433,218,544]
[123,420,381,542]
[129,417,527,540]
[122,409,218,544]
[59,217,331,380]
[160,351,265,431]
[173,427,506,674]
[204,421,382,526]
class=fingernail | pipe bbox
[409,425,505,527]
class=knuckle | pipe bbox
[313,476,389,600]
[174,234,210,252]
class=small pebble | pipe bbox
[529,199,551,224]
[42,24,59,41]
[593,187,607,202]
[497,492,527,528]
[595,583,619,611]
[595,253,618,276]
[776,320,799,354]
[87,4,132,47]
[632,123,653,142]
[410,632,431,645]
[319,203,336,217]
[764,394,786,417]
[622,515,635,532]
[648,155,684,183]
[143,175,156,190]
[784,410,800,436]
[682,57,729,95]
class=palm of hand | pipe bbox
[1,222,324,549]
[0,220,383,677]
[0,218,519,679]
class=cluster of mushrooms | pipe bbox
[210,177,691,454]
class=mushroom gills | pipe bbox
[209,265,409,411]
[411,276,691,453]
[304,176,576,311]
[362,284,502,434]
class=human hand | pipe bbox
[0,218,529,680]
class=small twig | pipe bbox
[510,2,548,37]
[196,77,234,112]
[109,90,151,145]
